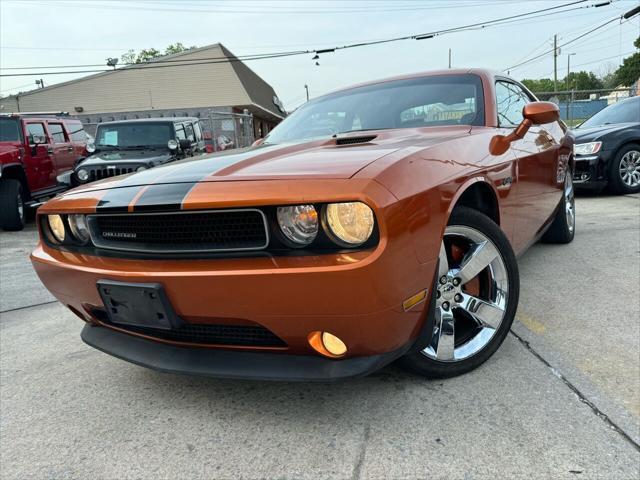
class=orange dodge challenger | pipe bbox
[31,69,575,381]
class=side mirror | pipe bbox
[178,139,191,150]
[86,142,96,154]
[489,101,560,156]
[32,135,46,145]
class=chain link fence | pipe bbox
[199,110,254,152]
[533,87,637,127]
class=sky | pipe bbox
[1,0,638,110]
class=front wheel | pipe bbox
[541,173,575,244]
[400,207,519,378]
[0,179,26,231]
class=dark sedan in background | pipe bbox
[573,96,640,194]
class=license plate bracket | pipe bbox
[97,280,182,330]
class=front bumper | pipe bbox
[81,324,410,381]
[573,150,613,188]
[31,235,435,367]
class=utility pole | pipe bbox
[553,34,558,92]
[304,84,309,102]
[566,53,576,90]
[448,48,451,69]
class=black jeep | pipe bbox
[73,117,205,185]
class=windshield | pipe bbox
[96,122,172,148]
[579,98,640,128]
[0,118,22,142]
[265,74,484,144]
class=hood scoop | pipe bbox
[335,135,377,146]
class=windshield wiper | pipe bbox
[123,145,152,149]
[96,144,120,150]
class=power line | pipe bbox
[0,0,604,78]
[504,12,631,71]
[539,50,636,76]
[20,0,555,15]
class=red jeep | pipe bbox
[0,113,88,230]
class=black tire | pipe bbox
[608,143,640,194]
[542,173,575,244]
[0,179,26,231]
[400,206,519,378]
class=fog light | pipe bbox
[308,331,347,358]
[136,165,147,172]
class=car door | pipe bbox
[24,122,55,191]
[46,122,75,174]
[64,120,88,160]
[495,80,561,252]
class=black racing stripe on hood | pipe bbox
[133,182,197,212]
[96,186,143,212]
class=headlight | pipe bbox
[47,214,66,243]
[574,141,602,156]
[68,214,90,243]
[136,165,147,172]
[325,202,374,247]
[76,168,89,182]
[277,205,318,246]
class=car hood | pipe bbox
[573,122,639,143]
[66,127,470,194]
[0,142,21,154]
[79,149,173,167]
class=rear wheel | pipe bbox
[608,143,640,194]
[0,179,26,231]
[400,207,519,378]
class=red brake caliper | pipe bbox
[451,242,480,296]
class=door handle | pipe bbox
[47,147,54,155]
[67,146,74,152]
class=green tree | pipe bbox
[164,43,196,55]
[120,44,197,64]
[521,78,555,92]
[613,37,640,87]
[563,71,603,90]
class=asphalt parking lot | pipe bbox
[1,194,639,479]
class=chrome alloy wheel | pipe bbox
[422,226,509,362]
[619,150,640,188]
[565,174,575,234]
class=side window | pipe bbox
[193,121,203,141]
[48,123,67,143]
[26,123,47,144]
[175,124,186,140]
[184,123,195,142]
[66,122,86,142]
[496,81,531,127]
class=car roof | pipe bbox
[320,68,500,98]
[98,117,199,126]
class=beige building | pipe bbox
[0,43,285,144]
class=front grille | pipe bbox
[103,318,286,347]
[88,209,269,253]
[88,167,135,181]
